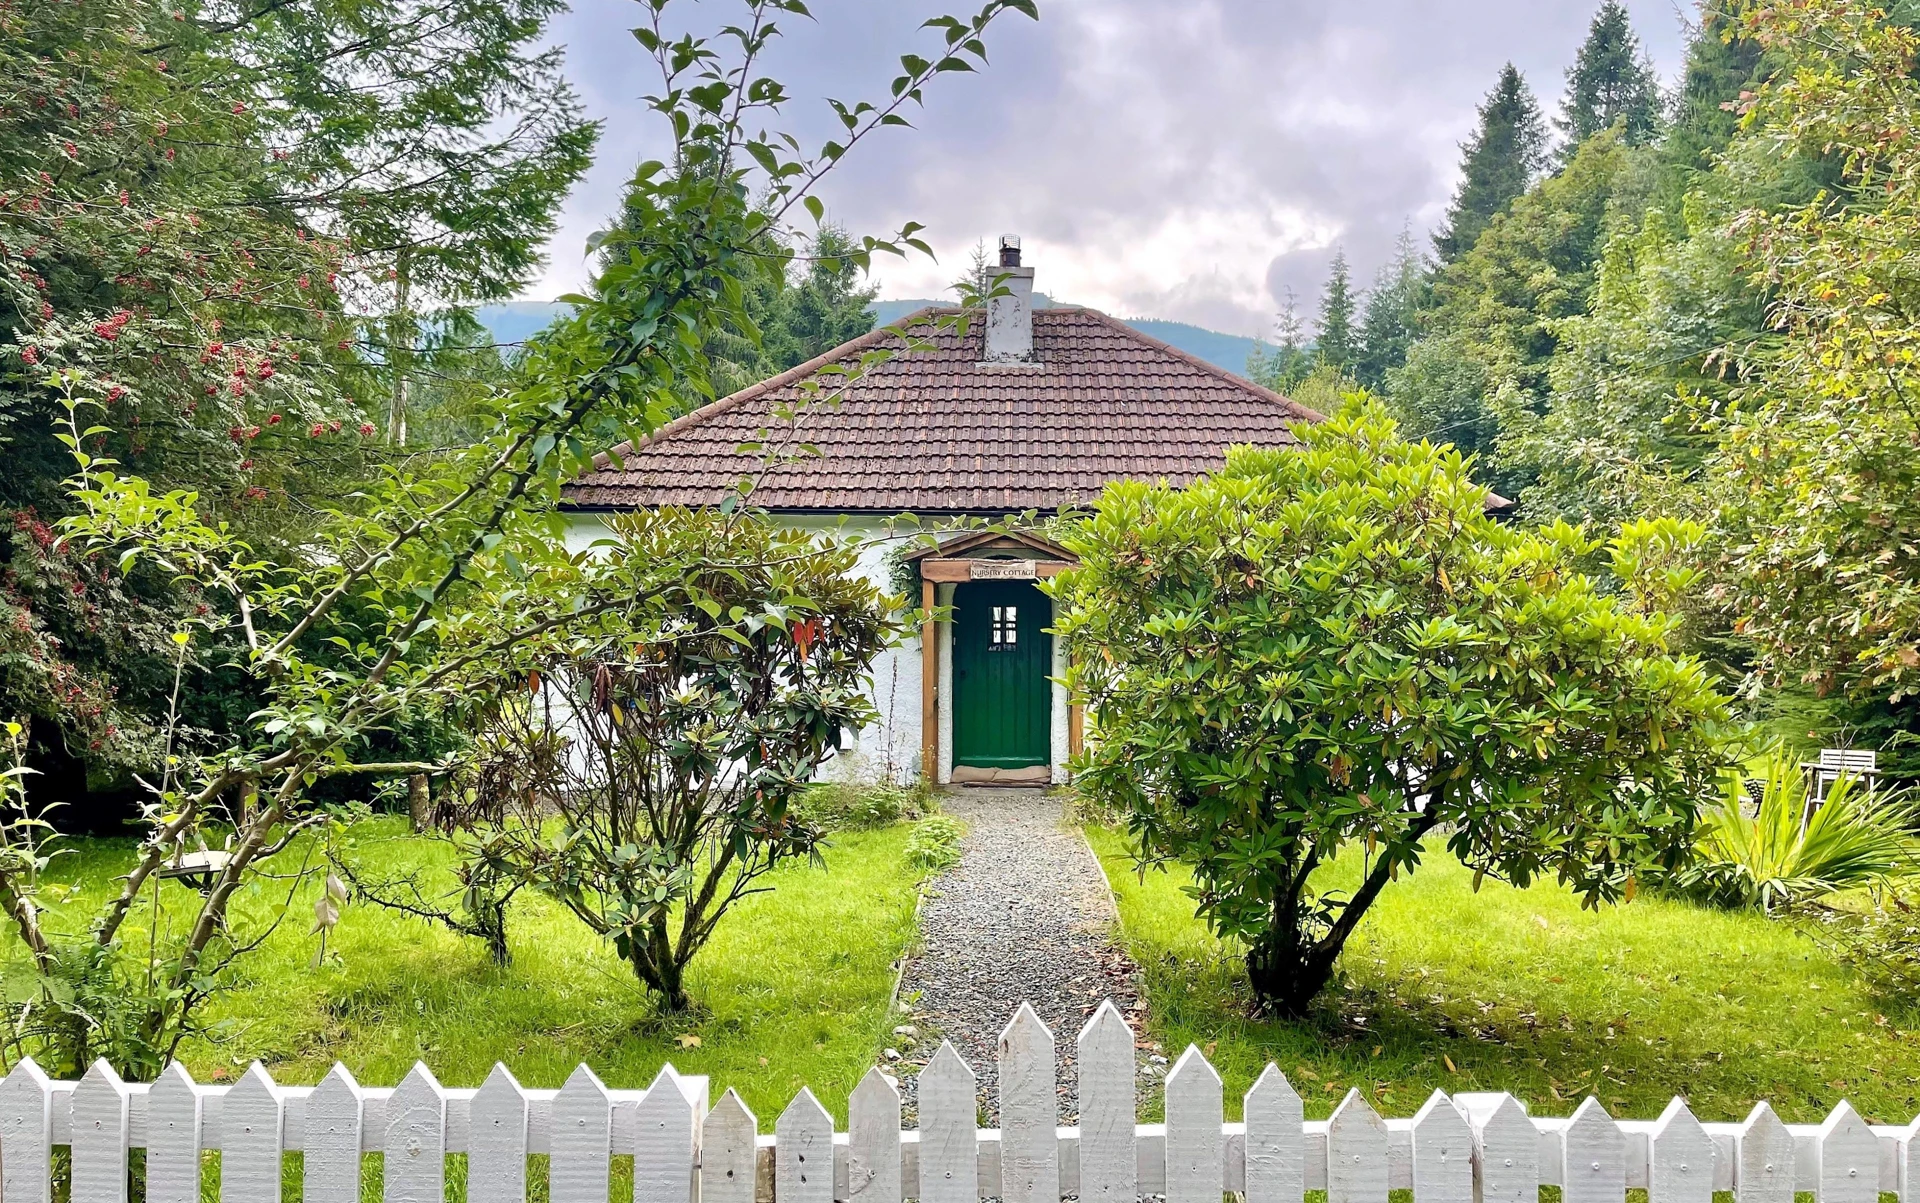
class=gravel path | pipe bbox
[894,788,1144,1123]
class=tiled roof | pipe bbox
[562,306,1323,514]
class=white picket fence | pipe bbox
[1,999,1914,1203]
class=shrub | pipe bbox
[1659,753,1919,912]
[1799,902,1920,1001]
[905,815,965,871]
[796,780,937,832]
[1051,398,1732,1017]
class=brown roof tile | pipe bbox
[563,306,1323,514]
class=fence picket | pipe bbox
[385,1063,446,1203]
[635,1066,699,1203]
[1244,1065,1304,1203]
[305,1065,365,1203]
[1076,1002,1136,1203]
[998,1003,1058,1203]
[1650,1097,1714,1203]
[701,1090,758,1203]
[1738,1102,1795,1203]
[1562,1098,1625,1203]
[1328,1089,1389,1203]
[1816,1101,1878,1203]
[1412,1091,1472,1203]
[1467,1094,1537,1203]
[0,1058,54,1203]
[71,1060,130,1203]
[471,1065,529,1203]
[222,1063,284,1203]
[147,1063,203,1203]
[1164,1047,1223,1203]
[848,1068,902,1203]
[775,1087,835,1203]
[551,1064,612,1203]
[917,1043,978,1203]
[1901,1115,1920,1203]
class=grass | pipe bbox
[1086,824,1920,1126]
[4,817,931,1121]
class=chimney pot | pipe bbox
[998,234,1022,268]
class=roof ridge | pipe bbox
[583,303,952,472]
[1068,307,1326,423]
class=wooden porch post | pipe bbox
[921,578,938,782]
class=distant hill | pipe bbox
[474,301,572,347]
[477,298,1263,378]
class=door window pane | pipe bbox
[989,605,1018,647]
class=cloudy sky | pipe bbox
[526,0,1689,339]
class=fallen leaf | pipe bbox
[1443,1055,1457,1073]
[1371,1045,1383,1058]
[1534,915,1549,930]
[677,1034,702,1049]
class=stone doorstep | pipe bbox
[949,765,1051,786]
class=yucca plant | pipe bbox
[1666,753,1918,912]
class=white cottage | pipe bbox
[562,238,1323,786]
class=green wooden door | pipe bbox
[953,580,1051,769]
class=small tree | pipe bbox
[1051,399,1731,1017]
[442,508,900,1011]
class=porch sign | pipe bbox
[971,559,1037,580]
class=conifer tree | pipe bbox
[1434,65,1548,262]
[1314,250,1357,374]
[1659,2,1767,183]
[1247,288,1312,393]
[1356,228,1428,390]
[1557,1,1663,156]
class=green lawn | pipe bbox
[1086,824,1920,1125]
[5,818,927,1120]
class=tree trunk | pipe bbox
[408,773,430,833]
[387,248,413,447]
[1246,914,1339,1019]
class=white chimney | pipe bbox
[983,234,1036,365]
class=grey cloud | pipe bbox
[530,1,1688,338]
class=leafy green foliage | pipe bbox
[1051,399,1732,1015]
[904,815,964,872]
[1799,900,1920,1002]
[796,779,937,832]
[1657,753,1917,911]
[1434,64,1549,263]
[1705,1,1920,701]
[1497,201,1761,525]
[1388,130,1654,490]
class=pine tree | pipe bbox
[1314,250,1357,374]
[1356,227,1429,390]
[953,239,994,304]
[1247,288,1312,392]
[1659,2,1767,183]
[1434,65,1548,262]
[1557,1,1663,157]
